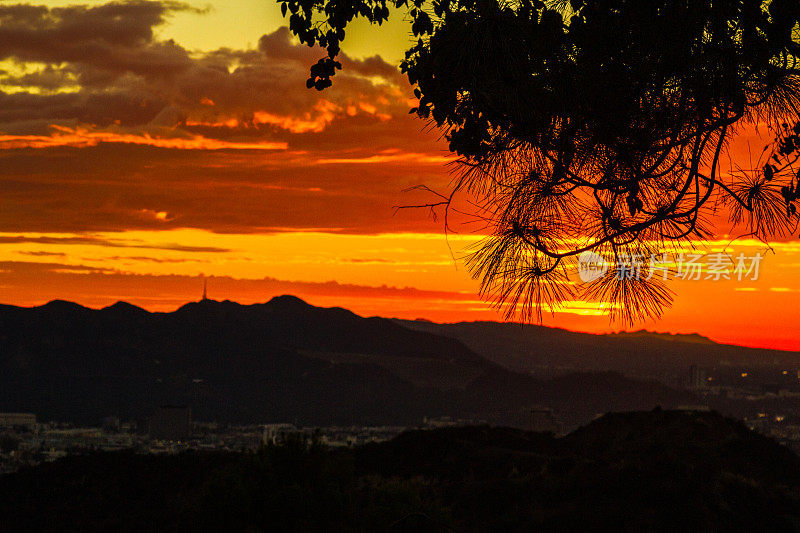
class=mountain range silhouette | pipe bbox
[1,295,796,427]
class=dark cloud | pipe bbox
[0,259,109,273]
[0,140,452,234]
[18,250,66,257]
[0,2,197,66]
[0,2,454,235]
[0,235,231,253]
[0,3,409,138]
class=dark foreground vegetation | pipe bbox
[3,410,800,532]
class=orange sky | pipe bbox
[0,1,798,351]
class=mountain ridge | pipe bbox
[0,295,696,427]
[395,318,800,380]
[11,296,787,353]
[398,318,765,350]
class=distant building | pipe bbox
[262,423,297,445]
[524,407,559,434]
[677,405,711,412]
[689,365,707,390]
[102,416,120,433]
[0,413,36,432]
[424,416,457,428]
[149,406,192,441]
[135,417,150,436]
[423,416,482,428]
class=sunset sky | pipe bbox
[1,1,799,351]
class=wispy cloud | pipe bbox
[0,234,231,253]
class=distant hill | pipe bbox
[0,296,693,427]
[610,329,717,344]
[396,319,800,381]
[3,410,800,531]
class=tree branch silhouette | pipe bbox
[282,0,800,323]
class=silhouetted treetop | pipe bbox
[282,0,800,323]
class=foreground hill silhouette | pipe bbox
[0,296,698,427]
[2,410,800,531]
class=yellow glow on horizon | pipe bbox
[0,229,480,290]
[1,228,799,349]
